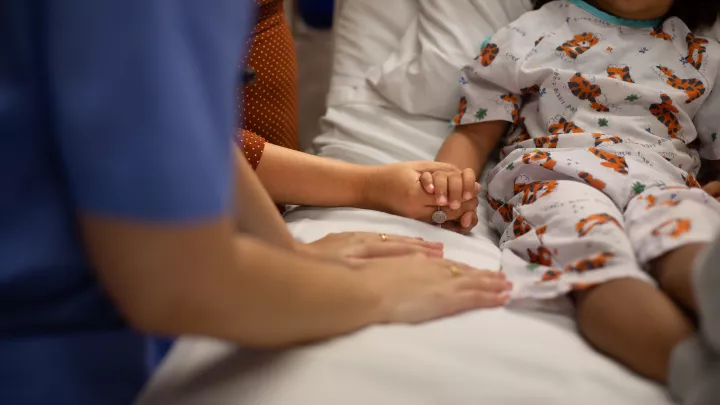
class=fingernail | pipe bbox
[475,182,481,193]
[416,237,425,241]
[427,184,435,192]
[463,192,473,201]
[437,194,447,205]
[450,201,461,210]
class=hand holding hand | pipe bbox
[420,167,481,234]
[363,162,481,233]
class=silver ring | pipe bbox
[432,208,448,225]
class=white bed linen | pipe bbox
[136,0,684,403]
[138,208,673,405]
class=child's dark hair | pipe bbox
[532,0,720,31]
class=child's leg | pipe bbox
[625,186,720,316]
[574,278,693,383]
[649,242,706,312]
[496,180,688,381]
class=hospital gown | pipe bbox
[454,0,720,299]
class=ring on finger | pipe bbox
[379,233,388,242]
[448,265,461,277]
[432,207,448,225]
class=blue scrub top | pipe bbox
[0,1,253,404]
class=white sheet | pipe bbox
[138,208,673,405]
[137,0,684,403]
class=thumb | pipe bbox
[409,161,460,174]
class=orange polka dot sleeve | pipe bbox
[236,129,266,170]
[235,0,299,171]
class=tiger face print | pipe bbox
[564,252,615,273]
[593,133,623,147]
[513,180,558,205]
[500,93,523,127]
[606,65,634,83]
[509,126,532,145]
[649,93,682,139]
[686,33,709,70]
[576,213,623,237]
[487,196,514,223]
[682,173,701,188]
[654,66,706,103]
[548,117,584,135]
[568,73,609,112]
[477,42,500,67]
[533,135,560,148]
[652,218,692,239]
[650,26,672,41]
[452,97,467,126]
[588,148,629,175]
[578,171,607,191]
[528,247,553,266]
[541,269,563,282]
[522,151,557,170]
[556,32,601,61]
[512,215,532,238]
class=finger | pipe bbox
[443,198,479,221]
[461,169,477,201]
[354,243,444,260]
[433,172,449,206]
[365,233,444,250]
[410,161,461,174]
[447,173,463,210]
[460,211,478,232]
[455,276,513,293]
[444,291,511,315]
[420,172,435,194]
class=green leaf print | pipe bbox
[598,118,609,127]
[475,108,488,121]
[625,94,640,102]
[506,162,515,170]
[527,263,540,271]
[632,182,646,195]
[712,132,718,142]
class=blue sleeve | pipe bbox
[46,0,255,221]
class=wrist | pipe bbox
[357,165,385,212]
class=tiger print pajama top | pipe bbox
[453,0,720,299]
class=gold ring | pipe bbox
[380,233,388,242]
[448,265,461,277]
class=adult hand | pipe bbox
[362,162,481,234]
[298,232,444,267]
[359,255,512,323]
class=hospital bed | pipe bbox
[136,1,720,403]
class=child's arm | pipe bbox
[436,121,509,175]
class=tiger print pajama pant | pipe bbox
[485,144,720,300]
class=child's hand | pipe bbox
[703,181,720,202]
[420,168,480,209]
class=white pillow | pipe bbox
[368,0,533,121]
[327,0,418,107]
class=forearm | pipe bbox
[436,121,507,173]
[157,235,381,347]
[253,142,371,207]
[232,147,296,250]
